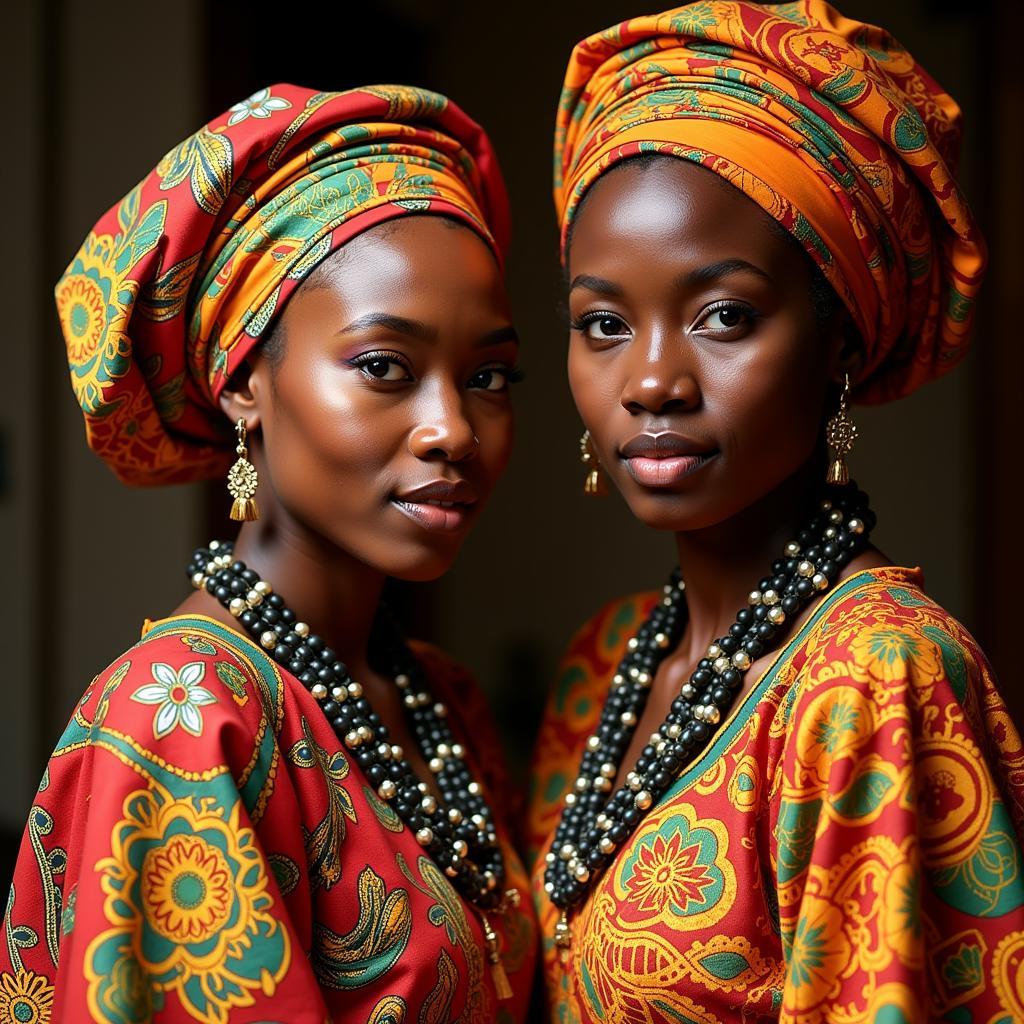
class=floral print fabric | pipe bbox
[2,616,536,1022]
[528,568,1024,1022]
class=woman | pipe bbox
[528,4,1024,1022]
[1,84,536,1022]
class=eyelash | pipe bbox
[348,350,525,391]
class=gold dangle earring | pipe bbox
[580,429,607,496]
[228,418,260,521]
[825,373,858,485]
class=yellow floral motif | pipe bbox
[0,969,54,1024]
[848,625,943,684]
[85,783,289,1024]
[54,186,166,414]
[142,834,233,944]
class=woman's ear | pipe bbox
[218,359,264,432]
[826,314,866,386]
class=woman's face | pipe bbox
[237,216,518,581]
[566,158,837,533]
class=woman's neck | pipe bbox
[672,465,820,656]
[177,518,386,682]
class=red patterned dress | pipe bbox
[1,613,536,1023]
[528,568,1024,1023]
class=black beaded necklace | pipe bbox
[186,543,513,916]
[544,484,875,947]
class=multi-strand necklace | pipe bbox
[186,543,513,924]
[543,484,874,947]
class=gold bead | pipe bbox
[347,682,362,699]
[797,560,814,577]
[378,780,397,800]
[246,589,263,607]
[191,572,206,589]
[253,580,272,596]
[574,864,590,882]
[429,757,444,773]
[586,736,602,752]
[345,731,360,748]
[732,651,752,670]
[260,631,277,649]
[421,795,437,814]
[763,589,780,606]
[416,828,433,846]
[453,840,468,858]
[229,597,246,617]
[635,790,653,810]
[294,622,310,638]
[599,836,615,854]
[749,590,762,605]
[394,673,410,688]
[620,711,637,727]
[768,606,786,625]
[713,657,730,674]
[448,808,463,824]
[311,683,328,700]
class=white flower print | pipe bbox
[227,88,292,126]
[132,661,218,738]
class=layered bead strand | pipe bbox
[187,542,508,912]
[544,486,874,941]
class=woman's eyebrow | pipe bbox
[569,274,623,297]
[336,312,435,340]
[681,258,775,287]
[336,313,518,349]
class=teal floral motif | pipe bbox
[227,87,292,126]
[941,940,983,991]
[132,661,218,739]
[619,813,726,919]
[669,2,718,35]
[811,699,860,752]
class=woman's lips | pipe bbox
[618,432,717,488]
[391,499,472,532]
[623,453,715,487]
[391,479,477,533]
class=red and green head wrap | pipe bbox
[554,0,987,403]
[56,84,510,484]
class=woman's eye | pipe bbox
[469,367,510,392]
[576,313,631,341]
[354,355,410,381]
[698,305,753,332]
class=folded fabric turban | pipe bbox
[56,84,510,484]
[554,0,986,402]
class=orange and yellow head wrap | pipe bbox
[554,1,986,402]
[56,84,510,484]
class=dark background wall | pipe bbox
[2,0,1020,879]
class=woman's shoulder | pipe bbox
[57,613,291,767]
[799,566,993,698]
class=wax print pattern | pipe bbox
[54,83,509,485]
[553,1,987,404]
[528,568,1024,1023]
[1,616,536,1023]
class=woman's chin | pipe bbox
[380,545,461,583]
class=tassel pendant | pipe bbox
[826,455,849,486]
[580,430,607,496]
[227,419,260,522]
[554,910,572,950]
[480,913,513,1000]
[824,374,857,487]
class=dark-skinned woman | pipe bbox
[527,4,1024,1021]
[1,85,536,1022]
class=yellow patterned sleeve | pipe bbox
[772,582,1024,1022]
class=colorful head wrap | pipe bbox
[56,84,510,484]
[554,1,986,403]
